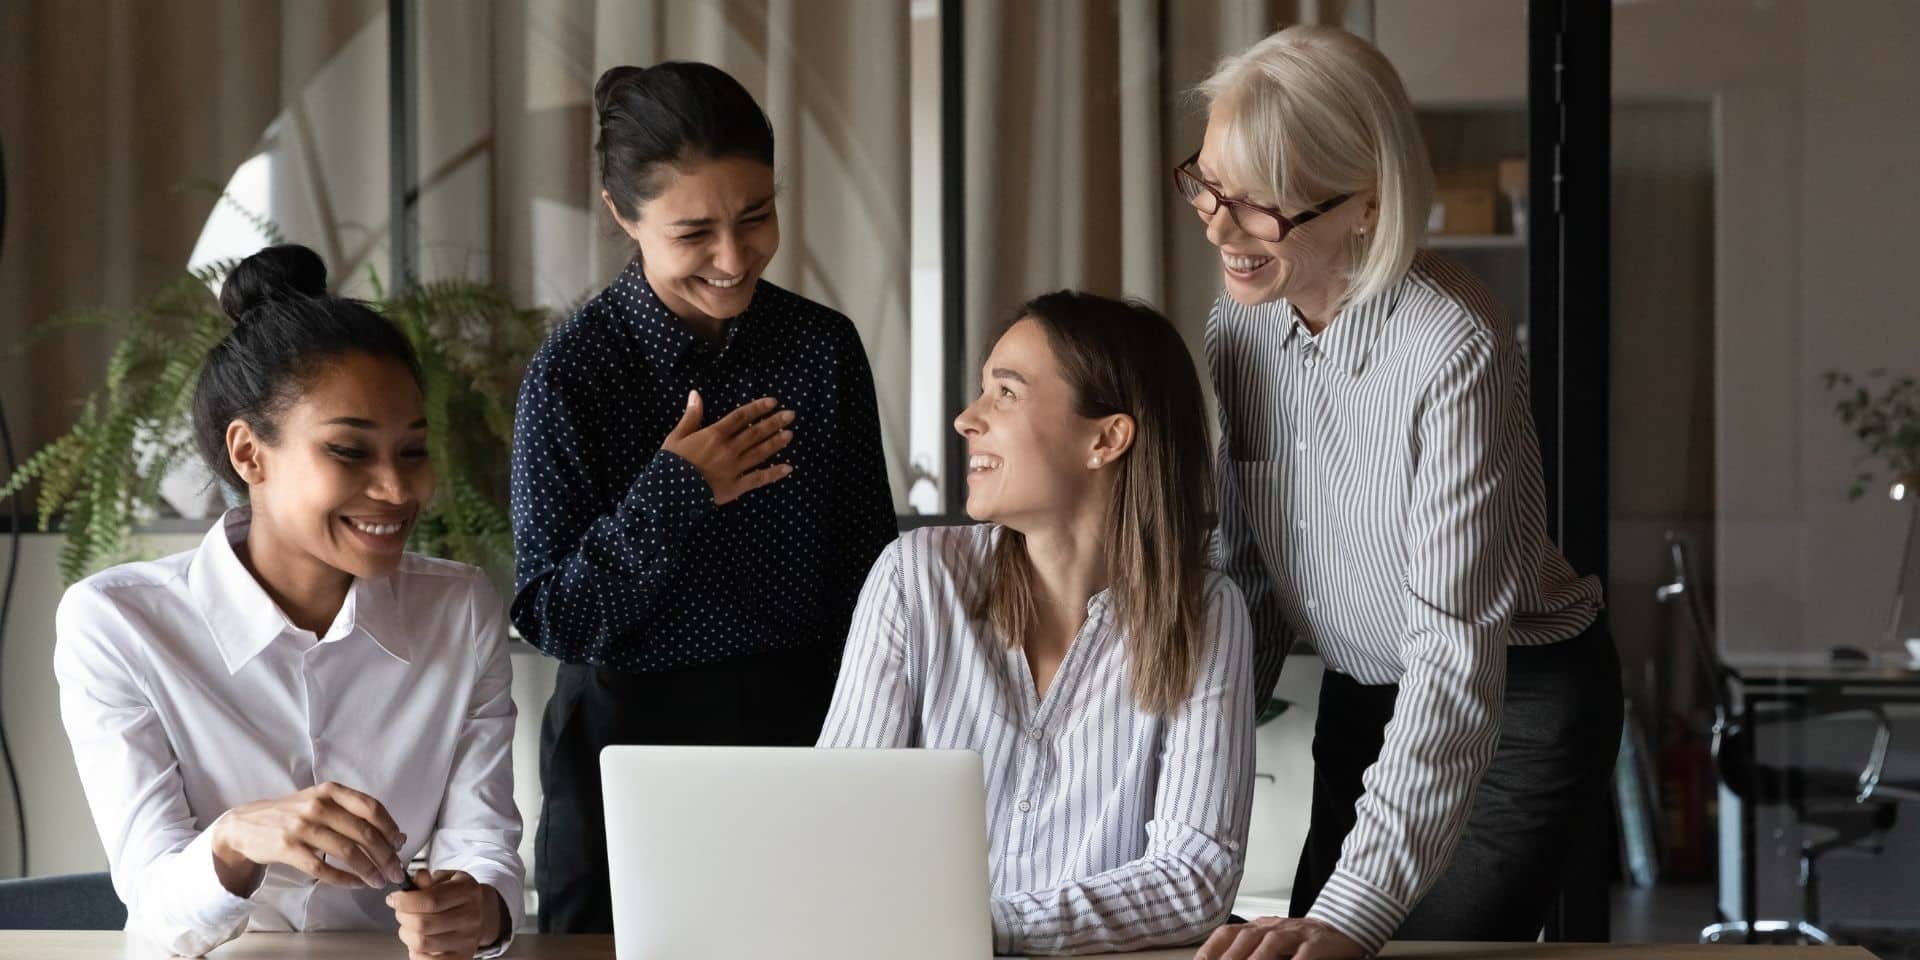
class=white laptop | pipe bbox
[600,746,994,960]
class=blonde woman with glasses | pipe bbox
[1180,26,1621,960]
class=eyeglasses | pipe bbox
[1172,151,1351,243]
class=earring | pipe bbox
[1089,456,1103,468]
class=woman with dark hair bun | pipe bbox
[55,244,524,959]
[509,61,896,932]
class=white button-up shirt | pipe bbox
[53,509,524,957]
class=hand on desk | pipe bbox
[386,870,507,960]
[1195,916,1367,960]
[209,781,408,893]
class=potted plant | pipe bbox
[1,256,552,585]
[1823,368,1920,648]
[1824,369,1920,501]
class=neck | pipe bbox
[1286,251,1356,333]
[1014,499,1110,634]
[641,262,729,342]
[236,513,353,635]
[1289,280,1345,333]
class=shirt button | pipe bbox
[1296,520,1309,530]
[1305,599,1318,610]
[1295,440,1307,452]
[1027,728,1043,742]
[1304,356,1318,368]
[1017,800,1032,813]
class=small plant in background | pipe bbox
[1,257,553,583]
[1824,368,1920,501]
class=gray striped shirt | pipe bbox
[1208,251,1603,952]
[819,524,1256,955]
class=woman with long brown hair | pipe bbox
[819,291,1255,955]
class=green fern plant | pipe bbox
[2,258,552,583]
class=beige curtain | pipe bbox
[0,0,386,459]
[961,0,1373,382]
[2,0,1382,513]
[2,0,914,507]
[407,0,914,506]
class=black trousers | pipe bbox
[534,644,837,933]
[1289,616,1623,941]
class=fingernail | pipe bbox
[687,390,699,406]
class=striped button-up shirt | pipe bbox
[819,525,1256,955]
[1208,251,1603,952]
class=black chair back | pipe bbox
[0,872,127,930]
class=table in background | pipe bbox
[0,932,1878,959]
[1722,654,1920,933]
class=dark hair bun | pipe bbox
[220,244,329,323]
[593,65,646,117]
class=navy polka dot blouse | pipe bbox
[508,257,898,672]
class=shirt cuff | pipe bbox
[453,862,523,959]
[622,449,716,532]
[1304,868,1407,956]
[989,895,1024,956]
[142,819,256,955]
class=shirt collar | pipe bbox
[611,257,759,369]
[1275,273,1410,377]
[187,508,411,674]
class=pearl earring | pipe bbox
[1090,456,1103,468]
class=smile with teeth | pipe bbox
[1222,252,1274,273]
[968,454,1002,473]
[700,273,746,289]
[346,517,407,536]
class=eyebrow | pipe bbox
[988,367,1028,385]
[668,195,777,228]
[323,417,429,430]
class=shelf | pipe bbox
[1429,233,1526,250]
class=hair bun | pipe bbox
[220,244,329,323]
[593,65,647,117]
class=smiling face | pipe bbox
[1193,102,1374,309]
[605,154,780,330]
[231,352,434,581]
[951,318,1113,530]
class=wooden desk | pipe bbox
[0,932,1880,959]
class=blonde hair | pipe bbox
[1197,24,1432,309]
[970,292,1214,716]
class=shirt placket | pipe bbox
[297,634,325,923]
[1291,332,1325,632]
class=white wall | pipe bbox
[1379,0,1920,660]
[0,533,201,876]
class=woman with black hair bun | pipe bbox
[54,244,524,959]
[508,61,896,933]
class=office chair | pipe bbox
[0,872,126,930]
[1658,531,1920,944]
